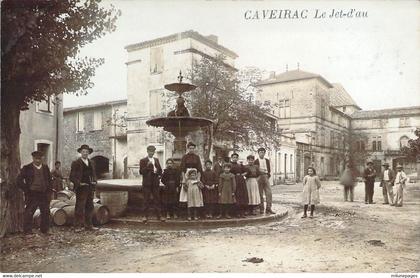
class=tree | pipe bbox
[347,131,371,175]
[1,0,120,236]
[186,55,280,160]
[401,128,420,160]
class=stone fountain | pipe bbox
[146,72,213,166]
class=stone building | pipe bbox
[62,99,127,179]
[124,30,238,175]
[256,69,419,179]
[351,106,420,175]
[20,95,63,169]
[256,70,355,180]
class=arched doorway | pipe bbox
[91,155,110,179]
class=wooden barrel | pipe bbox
[50,207,67,226]
[51,200,71,209]
[100,191,128,217]
[57,190,75,201]
[61,204,109,226]
[93,204,110,225]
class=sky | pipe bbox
[63,0,420,110]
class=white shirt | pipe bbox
[32,163,42,170]
[383,170,389,181]
[394,171,407,185]
[258,158,268,173]
[148,157,157,173]
[81,158,89,166]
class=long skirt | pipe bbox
[235,175,249,205]
[246,178,260,205]
[202,187,219,204]
[187,184,203,208]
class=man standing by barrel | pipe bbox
[139,145,163,222]
[17,151,53,236]
[70,144,98,232]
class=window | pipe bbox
[149,89,166,116]
[320,98,326,119]
[400,136,410,148]
[399,117,410,127]
[343,106,346,112]
[372,136,382,151]
[290,154,293,172]
[320,128,325,147]
[330,131,334,148]
[77,112,84,132]
[93,111,102,130]
[278,99,291,118]
[372,119,382,128]
[37,96,54,114]
[150,47,163,74]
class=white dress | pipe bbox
[302,175,321,205]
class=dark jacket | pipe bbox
[254,158,271,177]
[363,167,376,183]
[17,163,52,193]
[139,157,162,187]
[69,158,97,189]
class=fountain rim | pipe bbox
[146,116,214,127]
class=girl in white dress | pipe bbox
[302,167,321,218]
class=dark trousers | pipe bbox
[74,186,94,228]
[143,185,161,218]
[219,204,232,216]
[163,203,177,216]
[344,186,354,201]
[365,181,375,203]
[23,191,50,233]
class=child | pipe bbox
[230,153,249,218]
[185,168,204,221]
[217,163,236,219]
[302,167,321,218]
[201,160,219,218]
[244,155,260,215]
[160,158,180,219]
[393,164,407,207]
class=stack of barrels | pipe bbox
[33,190,111,227]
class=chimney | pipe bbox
[269,71,276,79]
[206,35,218,44]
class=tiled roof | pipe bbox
[256,69,333,88]
[330,83,361,109]
[351,106,420,119]
[64,99,127,113]
[125,30,238,59]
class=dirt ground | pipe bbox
[1,181,419,273]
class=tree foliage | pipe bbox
[402,128,420,160]
[186,55,280,158]
[1,0,120,108]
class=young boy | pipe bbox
[217,163,236,219]
[160,158,181,219]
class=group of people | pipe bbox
[18,144,99,236]
[139,142,276,222]
[340,161,408,207]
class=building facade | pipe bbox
[124,30,238,176]
[256,69,419,178]
[62,99,127,179]
[20,95,63,169]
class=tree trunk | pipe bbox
[0,100,23,237]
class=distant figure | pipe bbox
[301,167,321,218]
[17,151,52,236]
[380,162,395,205]
[51,161,64,199]
[69,144,98,231]
[139,145,163,222]
[363,161,377,204]
[339,163,357,202]
[167,97,190,117]
[393,164,407,207]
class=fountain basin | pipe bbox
[146,116,213,135]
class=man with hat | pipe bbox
[363,160,377,204]
[379,162,395,205]
[69,144,98,231]
[139,145,163,222]
[254,147,275,214]
[17,151,53,236]
[393,164,407,207]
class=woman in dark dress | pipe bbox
[201,160,219,218]
[230,153,249,218]
[161,158,181,219]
